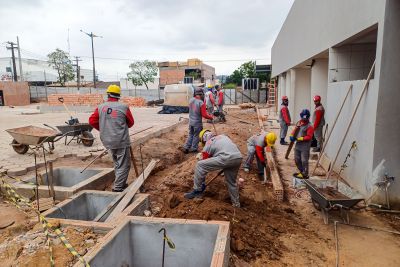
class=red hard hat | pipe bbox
[282,96,288,101]
[313,95,321,102]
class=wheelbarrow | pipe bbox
[54,123,94,147]
[6,125,63,154]
[304,178,364,224]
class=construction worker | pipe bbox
[215,85,224,113]
[184,129,242,207]
[279,96,291,145]
[89,85,134,192]
[243,131,277,177]
[290,109,314,179]
[182,88,214,154]
[312,95,325,152]
[205,85,215,122]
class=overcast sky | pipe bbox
[0,0,293,81]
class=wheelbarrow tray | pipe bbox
[56,123,93,136]
[6,126,59,146]
[304,178,364,209]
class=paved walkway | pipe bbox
[0,105,187,175]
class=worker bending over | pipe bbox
[312,95,325,152]
[243,131,277,177]
[182,88,213,154]
[89,85,134,192]
[184,129,242,207]
[290,109,314,179]
[279,96,291,145]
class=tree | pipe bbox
[127,60,158,90]
[226,61,270,86]
[47,48,74,86]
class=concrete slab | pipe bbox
[78,216,230,267]
[13,168,114,200]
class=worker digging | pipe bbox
[290,109,314,179]
[312,95,325,152]
[243,131,277,177]
[184,129,242,208]
[182,87,214,154]
[279,95,291,145]
[89,84,134,192]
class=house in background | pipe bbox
[158,58,215,88]
[272,0,400,206]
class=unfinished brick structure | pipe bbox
[47,93,146,107]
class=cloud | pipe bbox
[0,0,293,79]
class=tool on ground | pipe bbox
[311,84,353,176]
[206,170,224,186]
[129,146,139,176]
[211,121,218,135]
[48,161,55,201]
[58,97,79,125]
[158,228,175,267]
[80,149,109,173]
[325,60,376,181]
[285,122,300,159]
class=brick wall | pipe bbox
[159,69,185,86]
[48,93,146,107]
[0,82,30,106]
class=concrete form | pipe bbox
[13,168,114,200]
[43,190,149,232]
[77,216,230,267]
[0,82,30,106]
[272,0,400,206]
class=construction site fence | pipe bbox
[222,88,268,104]
[29,86,164,102]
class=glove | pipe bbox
[297,137,304,141]
[196,152,203,160]
[290,136,296,142]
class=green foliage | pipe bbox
[223,83,237,89]
[226,61,270,86]
[186,71,200,79]
[127,60,158,89]
[47,48,74,86]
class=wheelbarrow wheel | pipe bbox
[11,139,29,154]
[312,198,322,211]
[81,131,94,147]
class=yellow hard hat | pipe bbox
[199,129,210,144]
[106,85,121,97]
[265,132,277,147]
[207,84,213,88]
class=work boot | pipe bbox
[184,189,203,199]
[181,147,189,154]
[294,172,309,180]
[232,202,241,208]
[189,148,198,153]
[280,138,289,145]
[312,147,321,152]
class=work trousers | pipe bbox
[243,142,264,175]
[280,121,288,139]
[207,106,214,123]
[110,146,131,191]
[314,125,323,149]
[294,147,310,176]
[183,125,202,152]
[194,156,242,206]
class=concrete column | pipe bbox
[311,58,328,108]
[278,74,286,103]
[292,68,311,118]
[286,69,295,116]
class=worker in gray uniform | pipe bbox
[184,129,242,207]
[279,96,291,145]
[312,95,325,152]
[243,131,277,177]
[182,88,214,153]
[289,109,314,179]
[89,85,134,192]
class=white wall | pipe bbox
[372,0,400,206]
[310,59,328,108]
[325,80,379,197]
[272,0,385,77]
[293,68,311,118]
[120,78,160,90]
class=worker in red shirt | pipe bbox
[312,95,325,152]
[215,85,226,122]
[289,109,314,179]
[279,96,291,145]
[89,85,134,192]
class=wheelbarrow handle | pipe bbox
[58,97,64,103]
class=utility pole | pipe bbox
[16,36,23,81]
[6,41,18,82]
[80,30,102,90]
[73,56,82,91]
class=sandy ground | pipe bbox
[0,107,399,266]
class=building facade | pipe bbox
[158,58,215,88]
[272,0,400,206]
